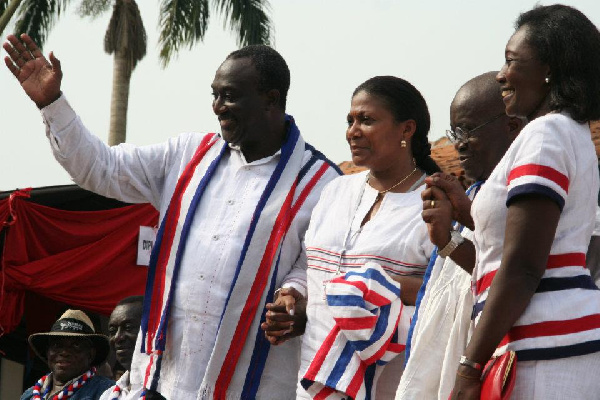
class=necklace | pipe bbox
[32,367,96,400]
[368,166,418,195]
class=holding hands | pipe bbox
[3,33,62,109]
[421,172,472,249]
[261,287,307,346]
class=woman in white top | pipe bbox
[264,76,439,399]
[446,5,600,399]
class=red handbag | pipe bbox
[480,351,517,400]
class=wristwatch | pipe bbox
[459,355,482,372]
[437,229,464,258]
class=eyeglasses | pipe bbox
[445,113,505,144]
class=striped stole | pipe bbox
[301,262,405,400]
[139,116,335,399]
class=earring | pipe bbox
[401,140,407,148]
[545,77,550,83]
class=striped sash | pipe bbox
[139,116,338,398]
[301,263,405,399]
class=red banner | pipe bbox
[0,190,158,334]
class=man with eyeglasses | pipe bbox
[396,71,524,400]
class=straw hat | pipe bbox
[28,309,110,366]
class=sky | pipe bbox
[1,0,600,191]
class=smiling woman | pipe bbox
[270,76,441,399]
[451,5,600,400]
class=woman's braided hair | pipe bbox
[352,76,440,175]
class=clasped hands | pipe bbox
[421,172,473,249]
[261,287,307,345]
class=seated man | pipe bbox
[99,296,144,400]
[396,71,524,399]
[21,309,114,400]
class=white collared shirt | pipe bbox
[42,95,336,399]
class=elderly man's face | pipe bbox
[47,337,95,384]
[450,95,513,182]
[108,303,142,371]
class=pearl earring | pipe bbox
[401,140,407,148]
[545,77,550,83]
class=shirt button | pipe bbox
[212,235,219,241]
[227,199,235,205]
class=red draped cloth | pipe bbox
[0,188,158,334]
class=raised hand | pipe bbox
[4,34,62,109]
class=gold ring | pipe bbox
[431,200,436,208]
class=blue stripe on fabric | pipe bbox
[536,275,599,292]
[298,154,318,184]
[327,295,367,308]
[344,268,401,297]
[364,363,376,400]
[140,136,222,353]
[507,183,565,211]
[351,304,391,351]
[404,181,484,365]
[149,354,163,391]
[305,142,343,175]
[215,115,300,384]
[155,143,228,351]
[326,341,355,388]
[515,339,600,362]
[241,249,282,399]
[140,210,168,353]
[217,116,300,329]
[472,300,486,320]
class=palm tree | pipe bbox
[0,0,23,37]
[79,0,147,145]
[3,0,272,144]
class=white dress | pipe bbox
[297,171,434,399]
[471,112,600,398]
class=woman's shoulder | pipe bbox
[523,112,588,138]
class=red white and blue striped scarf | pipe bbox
[139,116,339,399]
[301,263,405,400]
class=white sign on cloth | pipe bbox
[137,226,157,266]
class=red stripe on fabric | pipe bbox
[307,247,427,267]
[476,270,497,295]
[329,278,391,307]
[147,134,217,349]
[314,386,336,400]
[387,342,406,354]
[305,325,342,381]
[498,314,600,347]
[547,253,586,269]
[477,253,587,296]
[215,162,330,395]
[345,360,366,399]
[142,354,155,390]
[363,307,402,365]
[507,164,569,192]
[334,316,378,330]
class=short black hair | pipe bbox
[226,45,290,110]
[353,76,441,175]
[116,295,144,307]
[516,4,600,122]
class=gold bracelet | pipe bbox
[456,371,481,381]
